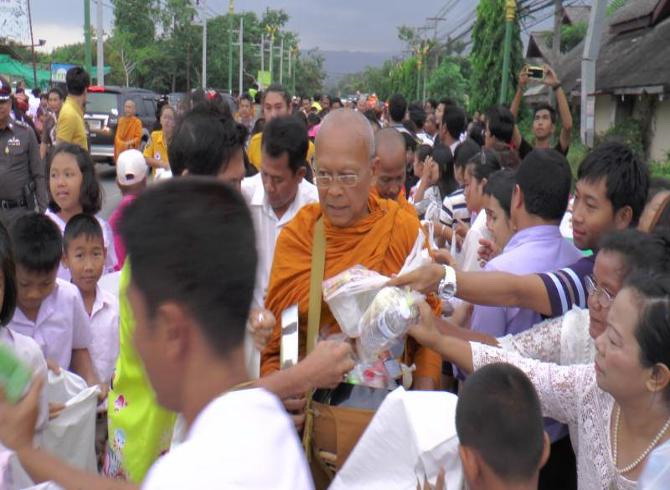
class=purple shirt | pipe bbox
[8,279,92,369]
[471,225,583,338]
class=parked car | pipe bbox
[84,86,159,164]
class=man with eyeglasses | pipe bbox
[370,127,416,215]
[0,76,47,230]
[260,108,442,389]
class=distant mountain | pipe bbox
[317,49,400,89]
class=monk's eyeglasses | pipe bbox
[314,173,359,188]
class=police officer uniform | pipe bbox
[0,78,48,231]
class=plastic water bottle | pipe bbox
[357,287,420,362]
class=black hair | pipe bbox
[63,213,103,251]
[306,113,320,127]
[251,117,265,136]
[263,84,291,107]
[389,93,408,123]
[416,144,432,164]
[39,93,48,101]
[466,149,502,182]
[599,228,670,277]
[624,271,670,403]
[120,178,256,357]
[533,103,557,125]
[65,66,90,96]
[426,98,438,111]
[402,131,417,153]
[261,116,309,174]
[0,223,17,326]
[32,88,41,98]
[468,120,486,147]
[47,143,102,215]
[439,97,456,108]
[11,213,63,274]
[456,362,545,481]
[402,119,418,136]
[168,107,243,177]
[331,97,342,107]
[442,106,467,141]
[484,169,517,219]
[363,109,380,129]
[432,144,458,198]
[486,106,516,144]
[239,93,253,104]
[47,87,64,100]
[577,142,650,226]
[408,103,427,130]
[454,139,481,169]
[516,149,572,221]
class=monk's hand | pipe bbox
[477,238,499,266]
[46,358,61,375]
[0,376,43,450]
[300,340,356,390]
[387,263,444,295]
[248,308,275,351]
[408,301,442,351]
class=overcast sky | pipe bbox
[20,0,478,53]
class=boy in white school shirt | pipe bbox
[7,213,103,395]
[0,178,314,489]
[62,214,119,386]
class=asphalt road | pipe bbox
[96,163,122,220]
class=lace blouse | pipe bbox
[471,342,636,490]
[497,307,595,366]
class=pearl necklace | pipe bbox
[612,404,670,474]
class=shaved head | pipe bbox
[316,108,375,161]
[373,128,407,200]
[314,109,375,227]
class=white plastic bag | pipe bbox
[41,371,100,473]
[323,265,388,338]
[398,223,435,276]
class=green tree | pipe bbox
[426,57,467,106]
[293,49,325,97]
[468,0,523,112]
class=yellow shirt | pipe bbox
[143,130,169,176]
[56,96,88,151]
[247,132,315,170]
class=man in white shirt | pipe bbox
[0,178,316,489]
[241,115,318,310]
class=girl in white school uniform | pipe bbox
[45,143,117,280]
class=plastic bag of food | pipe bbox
[323,265,388,338]
[357,287,424,363]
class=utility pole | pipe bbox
[238,16,243,95]
[84,0,92,75]
[279,36,284,85]
[96,0,104,86]
[268,30,274,84]
[426,16,445,70]
[552,0,562,63]
[228,0,234,94]
[581,0,607,147]
[260,33,265,74]
[499,0,517,105]
[288,47,292,93]
[26,0,38,88]
[201,1,207,89]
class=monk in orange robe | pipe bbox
[261,109,441,390]
[114,99,143,161]
[371,127,416,216]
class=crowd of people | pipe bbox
[0,59,668,490]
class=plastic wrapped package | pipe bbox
[357,287,423,363]
[323,265,388,338]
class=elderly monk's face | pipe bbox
[124,100,136,117]
[315,128,372,228]
[373,147,406,200]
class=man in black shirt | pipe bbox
[511,64,573,160]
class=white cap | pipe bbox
[116,149,148,186]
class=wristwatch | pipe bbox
[437,265,457,300]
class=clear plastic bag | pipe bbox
[323,265,388,338]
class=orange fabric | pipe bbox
[260,194,441,387]
[370,186,416,216]
[114,116,143,161]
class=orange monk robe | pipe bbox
[260,194,442,387]
[370,185,416,217]
[114,116,143,161]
